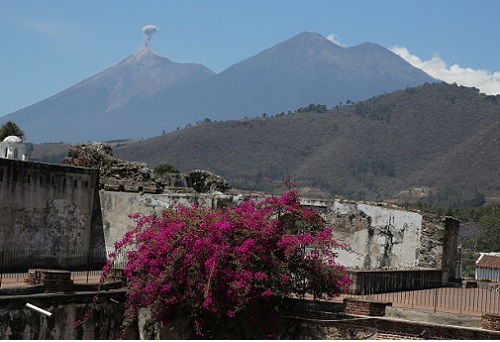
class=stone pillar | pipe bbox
[42,270,74,292]
[343,298,392,316]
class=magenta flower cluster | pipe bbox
[76,189,351,337]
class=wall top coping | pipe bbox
[0,158,98,175]
[483,313,500,319]
[343,298,392,306]
[346,269,441,274]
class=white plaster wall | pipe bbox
[358,203,422,268]
[0,141,27,160]
[100,191,227,249]
[317,201,423,270]
[100,192,446,273]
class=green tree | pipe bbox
[424,186,485,208]
[475,216,500,252]
[0,121,25,141]
[154,163,180,176]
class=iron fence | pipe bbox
[2,250,499,316]
[0,249,128,287]
[344,272,500,316]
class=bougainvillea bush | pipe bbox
[77,189,351,338]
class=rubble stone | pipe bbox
[63,142,231,194]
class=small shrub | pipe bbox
[153,163,179,175]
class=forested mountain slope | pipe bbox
[114,82,500,203]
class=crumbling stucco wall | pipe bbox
[100,192,458,281]
[318,200,423,270]
[0,159,101,254]
[301,198,459,281]
[302,199,459,281]
[0,290,132,339]
[0,156,458,280]
[99,190,234,249]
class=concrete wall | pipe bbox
[301,198,459,280]
[0,159,100,255]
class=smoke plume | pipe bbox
[142,25,159,47]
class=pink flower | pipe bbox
[75,189,352,337]
[280,274,292,285]
[254,271,267,280]
[261,289,272,298]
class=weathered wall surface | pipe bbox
[0,159,100,254]
[0,157,458,280]
[100,192,459,280]
[320,200,422,270]
[0,290,134,339]
[301,198,458,280]
[99,190,235,248]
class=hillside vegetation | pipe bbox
[112,82,500,204]
[2,32,435,143]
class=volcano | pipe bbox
[1,32,437,143]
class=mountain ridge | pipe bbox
[110,82,500,204]
[1,32,437,143]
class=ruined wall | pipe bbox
[0,290,133,339]
[300,198,459,279]
[319,200,422,270]
[99,190,235,249]
[0,159,101,255]
[99,192,459,280]
[0,156,458,279]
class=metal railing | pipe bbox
[343,273,500,316]
[0,249,128,287]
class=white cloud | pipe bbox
[327,33,346,47]
[390,46,500,95]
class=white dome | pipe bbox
[3,135,23,143]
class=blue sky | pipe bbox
[1,0,499,117]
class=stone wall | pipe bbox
[3,289,499,340]
[343,315,500,339]
[99,191,459,284]
[0,159,102,258]
[0,290,133,339]
[343,298,392,316]
[99,190,235,249]
[0,155,459,282]
[302,198,459,280]
[62,142,231,195]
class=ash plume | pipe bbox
[142,25,159,47]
